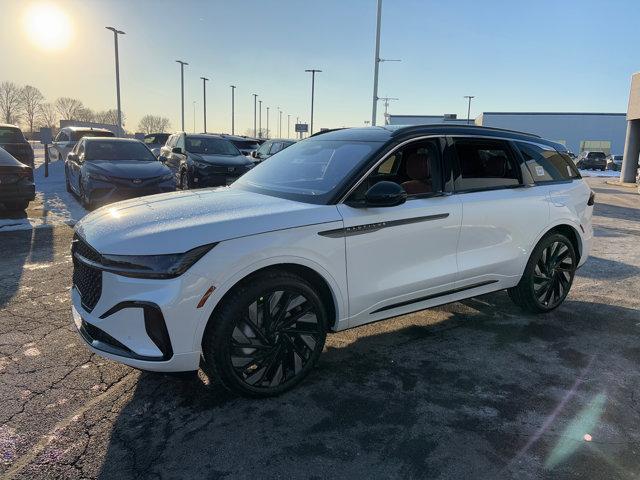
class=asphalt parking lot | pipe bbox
[0,177,639,479]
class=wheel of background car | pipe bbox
[65,166,72,193]
[202,270,328,397]
[180,171,189,190]
[508,233,576,313]
[79,180,93,210]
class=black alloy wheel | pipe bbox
[180,171,189,190]
[203,271,327,397]
[508,233,577,313]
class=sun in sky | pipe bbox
[23,2,73,51]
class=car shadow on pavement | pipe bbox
[594,202,640,223]
[575,255,640,280]
[96,293,640,479]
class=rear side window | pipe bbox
[0,127,26,144]
[517,142,580,182]
[453,139,520,191]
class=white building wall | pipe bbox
[478,113,627,154]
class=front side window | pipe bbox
[517,142,580,182]
[269,142,284,154]
[453,139,520,191]
[56,131,69,142]
[232,139,380,204]
[255,141,271,157]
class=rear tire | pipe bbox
[180,171,189,190]
[79,181,94,210]
[202,270,328,397]
[508,233,577,313]
[65,167,72,193]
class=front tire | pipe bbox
[508,233,577,313]
[79,181,94,210]
[202,271,328,397]
[180,171,189,190]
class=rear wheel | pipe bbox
[79,181,94,210]
[180,171,189,190]
[508,233,577,313]
[65,167,72,193]
[202,271,328,397]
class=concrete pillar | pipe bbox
[621,119,640,183]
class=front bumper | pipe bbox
[88,180,176,206]
[70,267,209,372]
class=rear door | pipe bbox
[451,137,549,288]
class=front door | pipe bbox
[338,137,462,327]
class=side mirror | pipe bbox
[171,146,183,154]
[364,181,407,207]
[251,150,257,158]
[67,153,78,162]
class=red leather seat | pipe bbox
[401,153,432,195]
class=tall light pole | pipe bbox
[379,96,399,124]
[200,77,209,133]
[266,106,270,139]
[464,95,475,124]
[230,85,236,134]
[296,116,300,139]
[287,114,291,139]
[106,27,125,136]
[176,60,188,131]
[258,100,262,138]
[277,107,282,137]
[252,93,258,138]
[305,69,321,135]
[192,101,196,133]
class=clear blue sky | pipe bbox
[3,0,639,134]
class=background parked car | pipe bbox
[0,124,34,168]
[143,132,170,158]
[51,126,115,161]
[251,138,296,163]
[605,154,624,171]
[0,146,35,212]
[65,137,175,210]
[159,133,254,190]
[576,151,607,170]
[219,134,261,157]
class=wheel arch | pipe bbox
[533,221,583,262]
[195,260,344,352]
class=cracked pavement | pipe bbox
[0,177,639,479]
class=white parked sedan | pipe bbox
[70,125,594,396]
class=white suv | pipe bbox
[71,125,594,397]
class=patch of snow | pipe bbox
[578,169,621,178]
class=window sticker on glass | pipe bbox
[535,165,545,176]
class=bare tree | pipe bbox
[76,107,96,122]
[38,103,58,129]
[55,97,84,121]
[95,109,125,126]
[20,85,44,132]
[138,115,171,134]
[0,82,22,124]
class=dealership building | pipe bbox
[386,112,627,155]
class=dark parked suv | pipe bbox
[159,133,254,189]
[576,151,607,170]
[0,124,34,168]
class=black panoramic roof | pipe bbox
[308,124,565,149]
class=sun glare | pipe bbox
[23,3,73,51]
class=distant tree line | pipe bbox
[0,81,170,134]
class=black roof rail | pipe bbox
[309,128,346,138]
[391,124,542,139]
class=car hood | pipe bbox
[75,188,341,255]
[191,153,251,166]
[86,160,169,178]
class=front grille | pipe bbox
[72,235,102,312]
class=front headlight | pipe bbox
[85,243,217,279]
[89,173,111,182]
[193,160,210,169]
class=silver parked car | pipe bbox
[605,154,623,171]
[50,127,115,161]
[143,132,170,158]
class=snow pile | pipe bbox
[578,169,621,178]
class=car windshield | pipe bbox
[71,130,115,141]
[0,127,26,144]
[232,139,379,204]
[231,140,260,150]
[186,137,240,156]
[85,140,157,161]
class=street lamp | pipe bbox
[200,77,209,133]
[176,60,188,131]
[230,85,236,134]
[106,27,125,136]
[464,95,475,124]
[252,93,258,138]
[266,106,270,139]
[305,69,322,134]
[287,114,291,139]
[192,101,196,133]
[277,107,282,137]
[258,100,262,138]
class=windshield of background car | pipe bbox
[85,140,157,161]
[232,139,379,204]
[232,140,260,150]
[72,130,115,141]
[186,137,241,156]
[0,127,26,144]
[144,134,169,145]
